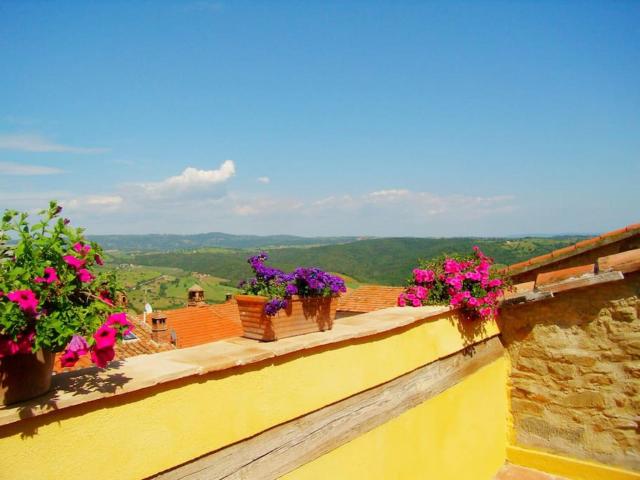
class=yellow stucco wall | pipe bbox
[0,315,501,480]
[283,356,508,480]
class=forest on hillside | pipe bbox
[109,236,585,287]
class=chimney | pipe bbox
[188,284,205,306]
[151,312,170,344]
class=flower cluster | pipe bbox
[0,201,128,369]
[239,252,346,315]
[397,246,506,321]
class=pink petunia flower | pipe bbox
[90,346,115,368]
[15,330,35,354]
[34,266,59,284]
[73,242,91,256]
[66,335,89,356]
[93,324,117,350]
[60,350,79,368]
[7,289,39,316]
[63,255,86,270]
[106,312,133,334]
[397,294,407,307]
[77,268,94,283]
[0,336,20,358]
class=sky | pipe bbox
[0,1,638,237]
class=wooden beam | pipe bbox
[153,336,504,480]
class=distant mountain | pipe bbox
[112,235,588,287]
[90,232,365,251]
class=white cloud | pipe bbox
[63,195,124,212]
[257,176,270,184]
[0,134,108,154]
[0,161,63,175]
[138,160,235,198]
[366,189,411,202]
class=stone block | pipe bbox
[611,306,638,322]
[563,391,606,409]
[582,373,614,386]
[511,397,544,416]
[517,356,549,375]
[555,349,597,367]
[547,362,577,380]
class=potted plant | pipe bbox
[397,246,507,321]
[0,202,132,405]
[236,252,346,341]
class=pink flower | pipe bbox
[0,336,19,358]
[397,294,407,307]
[414,286,428,300]
[479,307,493,318]
[66,335,89,356]
[59,350,79,368]
[106,312,133,334]
[63,255,86,270]
[77,268,94,283]
[15,330,35,354]
[445,276,463,291]
[444,259,462,274]
[7,289,39,316]
[488,279,502,288]
[99,290,114,306]
[94,254,104,266]
[90,346,115,368]
[34,266,58,284]
[413,269,435,283]
[465,271,482,281]
[93,324,117,349]
[467,297,479,307]
[73,242,91,256]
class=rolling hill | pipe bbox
[109,236,586,287]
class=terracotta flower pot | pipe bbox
[236,295,337,341]
[0,350,55,406]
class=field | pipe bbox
[104,264,239,313]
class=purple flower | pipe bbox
[285,284,298,296]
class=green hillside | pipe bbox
[111,236,585,288]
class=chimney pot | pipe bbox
[187,284,206,306]
[151,312,170,344]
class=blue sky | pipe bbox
[0,1,638,236]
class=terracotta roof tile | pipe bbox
[597,248,640,274]
[502,222,640,276]
[535,264,595,287]
[337,285,405,313]
[156,301,243,348]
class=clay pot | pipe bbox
[236,295,337,341]
[0,350,55,405]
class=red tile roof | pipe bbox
[156,301,243,348]
[502,222,640,277]
[337,285,405,313]
[506,248,640,301]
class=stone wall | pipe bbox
[500,272,640,471]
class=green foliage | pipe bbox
[0,202,121,353]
